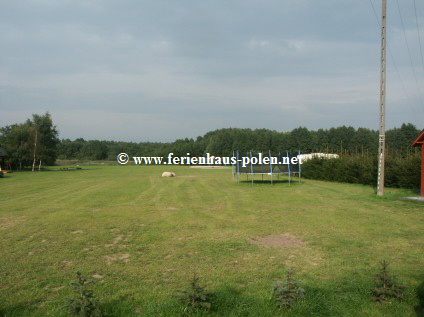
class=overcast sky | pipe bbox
[1,0,423,142]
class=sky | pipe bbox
[1,0,424,142]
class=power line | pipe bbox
[411,0,424,125]
[367,0,413,110]
[368,0,380,24]
[395,0,424,108]
[367,0,424,123]
[413,0,424,73]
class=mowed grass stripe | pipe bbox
[0,165,423,316]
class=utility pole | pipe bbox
[377,0,387,196]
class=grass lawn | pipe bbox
[0,165,423,316]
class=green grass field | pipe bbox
[1,165,423,316]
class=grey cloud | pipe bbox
[0,0,423,141]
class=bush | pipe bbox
[302,153,420,190]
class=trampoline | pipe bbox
[232,150,301,184]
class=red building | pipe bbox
[411,130,424,196]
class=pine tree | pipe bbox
[372,260,405,303]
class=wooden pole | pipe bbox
[377,0,387,196]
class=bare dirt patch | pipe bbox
[44,285,65,292]
[82,245,98,252]
[113,234,124,244]
[61,260,73,267]
[0,216,24,230]
[250,233,305,249]
[164,207,180,211]
[92,273,105,279]
[105,233,128,248]
[104,253,130,265]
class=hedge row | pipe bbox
[301,154,421,189]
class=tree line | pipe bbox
[0,113,421,171]
[0,113,59,170]
[56,123,421,160]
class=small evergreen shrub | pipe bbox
[272,269,305,309]
[177,274,213,316]
[372,260,405,303]
[68,271,103,317]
